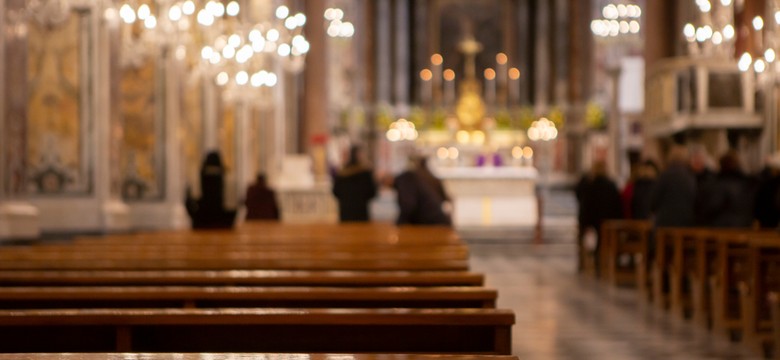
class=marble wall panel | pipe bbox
[25,12,90,195]
[120,60,162,201]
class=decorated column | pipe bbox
[0,0,40,240]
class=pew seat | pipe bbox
[0,308,514,354]
[0,285,498,309]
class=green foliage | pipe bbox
[585,102,606,129]
[495,110,512,129]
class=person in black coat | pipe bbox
[651,146,697,228]
[186,151,237,229]
[575,160,622,274]
[393,156,451,226]
[631,160,659,220]
[332,145,378,222]
[754,154,780,228]
[697,152,754,228]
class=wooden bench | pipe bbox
[0,285,498,309]
[0,353,520,360]
[0,256,469,271]
[0,308,515,354]
[653,227,719,321]
[735,236,780,356]
[599,220,651,290]
[74,223,463,246]
[0,270,485,287]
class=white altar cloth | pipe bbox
[435,166,539,228]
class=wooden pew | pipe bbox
[0,285,498,309]
[0,354,520,360]
[653,227,719,322]
[0,308,515,354]
[599,220,651,291]
[0,269,485,287]
[0,256,469,271]
[74,223,463,246]
[736,235,780,355]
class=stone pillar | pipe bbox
[393,0,410,110]
[94,3,130,232]
[534,0,550,112]
[235,100,254,207]
[375,0,393,105]
[517,0,533,105]
[303,0,329,180]
[0,0,40,240]
[566,0,592,174]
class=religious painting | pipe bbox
[120,60,163,201]
[26,12,90,195]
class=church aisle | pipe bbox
[468,243,762,360]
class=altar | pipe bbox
[435,166,538,228]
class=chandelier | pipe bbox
[115,0,310,98]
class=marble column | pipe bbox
[0,0,40,240]
[303,0,329,180]
[94,2,130,232]
[534,0,551,112]
[393,0,410,110]
[566,0,592,174]
[375,0,393,105]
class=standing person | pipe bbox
[244,173,279,220]
[186,151,237,229]
[754,153,780,228]
[575,160,622,274]
[631,160,659,220]
[651,146,697,228]
[393,156,451,226]
[332,145,377,222]
[697,151,754,228]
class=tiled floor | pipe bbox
[468,242,764,360]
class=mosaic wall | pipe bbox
[26,13,89,195]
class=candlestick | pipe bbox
[508,68,520,106]
[431,53,443,106]
[420,69,433,106]
[443,69,455,106]
[484,68,496,105]
[496,53,508,105]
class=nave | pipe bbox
[470,242,761,360]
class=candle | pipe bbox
[431,54,443,106]
[420,69,433,106]
[508,68,520,105]
[443,69,456,106]
[496,53,508,105]
[484,68,496,105]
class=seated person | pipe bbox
[186,151,237,229]
[392,156,451,226]
[244,173,279,220]
[332,145,377,222]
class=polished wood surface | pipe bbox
[0,285,497,309]
[0,354,519,360]
[0,308,514,354]
[0,270,485,287]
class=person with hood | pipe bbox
[332,145,378,222]
[186,151,237,229]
